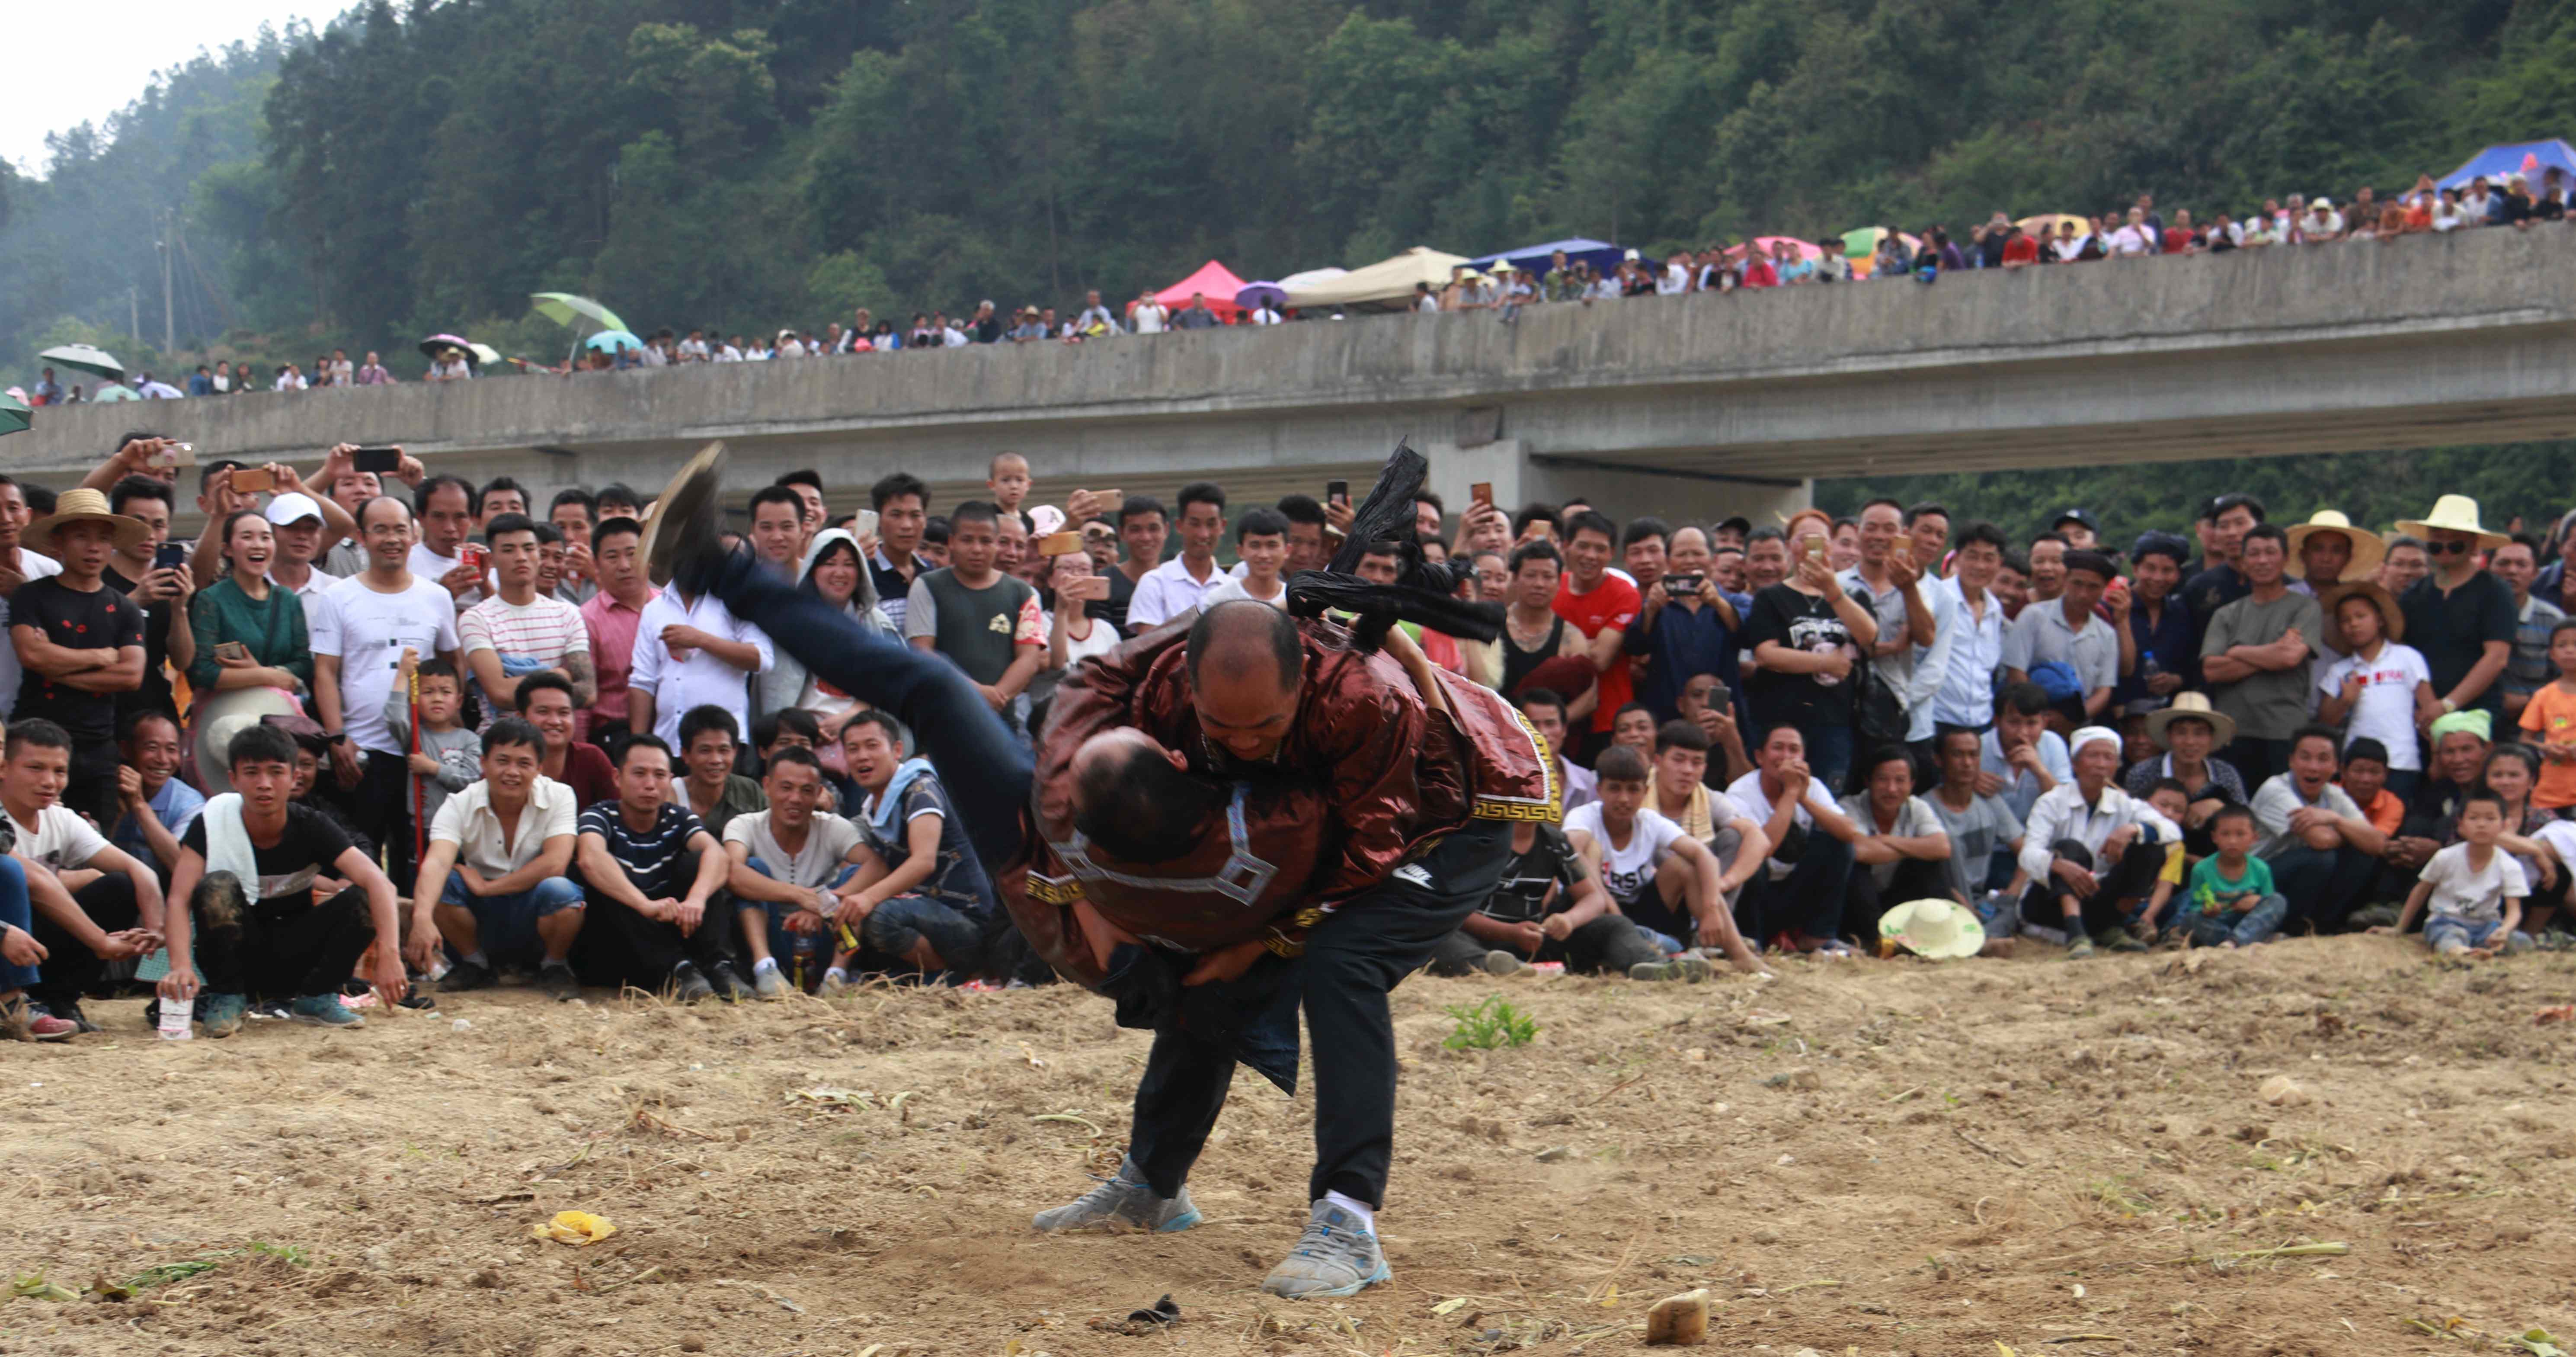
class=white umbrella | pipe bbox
[38,344,124,381]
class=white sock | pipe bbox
[462,950,488,968]
[1322,1191,1376,1234]
[752,956,779,975]
[824,966,848,982]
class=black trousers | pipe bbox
[64,740,122,834]
[195,878,377,1000]
[1128,819,1511,1209]
[1842,856,1955,939]
[30,873,138,1010]
[2020,837,2166,937]
[1427,910,1661,975]
[577,888,733,987]
[2268,844,2378,935]
[1735,830,1854,945]
[349,749,419,893]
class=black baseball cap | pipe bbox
[2052,508,2101,534]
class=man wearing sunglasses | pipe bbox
[2395,496,2516,729]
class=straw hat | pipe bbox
[2395,494,2509,549]
[2283,510,2385,583]
[2319,577,2405,647]
[1878,898,1985,960]
[190,686,304,799]
[29,487,149,553]
[2145,690,2237,750]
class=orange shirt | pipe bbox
[2518,682,2576,808]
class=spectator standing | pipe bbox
[101,473,195,724]
[309,496,462,890]
[867,473,934,633]
[2394,495,2515,730]
[758,529,896,751]
[1554,511,1644,760]
[1627,525,1738,728]
[574,735,745,1003]
[419,719,584,998]
[383,655,479,829]
[627,561,771,752]
[1108,495,1169,634]
[458,513,594,722]
[2198,525,2324,786]
[579,516,656,746]
[2486,536,2563,724]
[2113,534,2195,715]
[2003,549,2120,728]
[1741,510,1877,791]
[355,352,393,385]
[12,491,150,825]
[1173,293,1220,330]
[409,476,488,606]
[1131,291,1169,335]
[1200,508,1291,611]
[30,369,61,406]
[2180,493,2263,640]
[2314,581,2435,802]
[185,510,312,703]
[1837,500,1940,748]
[2519,619,2576,814]
[548,489,598,606]
[906,502,1044,726]
[1931,522,2008,735]
[1127,483,1227,630]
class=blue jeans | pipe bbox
[1802,722,1854,796]
[742,857,858,959]
[2182,893,2287,948]
[443,872,584,958]
[2424,915,2506,952]
[0,857,34,989]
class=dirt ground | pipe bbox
[3,937,2573,1357]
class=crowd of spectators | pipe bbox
[0,429,2566,1043]
[20,173,2568,407]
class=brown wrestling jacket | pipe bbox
[1001,617,1558,988]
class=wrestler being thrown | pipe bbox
[637,441,1763,1299]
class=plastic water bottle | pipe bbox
[157,997,194,1041]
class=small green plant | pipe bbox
[124,1259,220,1290]
[246,1242,310,1267]
[1443,996,1538,1050]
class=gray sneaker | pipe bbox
[1480,950,1526,977]
[2065,934,2096,960]
[1031,1156,1200,1234]
[1261,1200,1389,1299]
[1628,956,1714,982]
[752,965,791,1001]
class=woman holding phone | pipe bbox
[186,510,312,698]
[1740,507,1879,792]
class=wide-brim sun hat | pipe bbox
[2319,577,2406,647]
[1878,898,1985,959]
[29,487,150,553]
[2145,690,2238,751]
[2284,510,2386,583]
[2395,494,2509,550]
[190,686,305,799]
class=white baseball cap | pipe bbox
[263,491,324,527]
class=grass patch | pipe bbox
[1444,996,1538,1051]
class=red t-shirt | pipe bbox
[2002,236,2039,264]
[1554,573,1642,732]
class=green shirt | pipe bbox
[2186,853,2274,916]
[186,576,313,693]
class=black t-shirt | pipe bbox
[1478,824,1588,926]
[102,564,177,722]
[180,802,357,914]
[1102,567,1137,634]
[1741,584,1862,733]
[12,575,147,744]
[578,800,708,901]
[2400,571,2518,718]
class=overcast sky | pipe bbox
[2,0,348,175]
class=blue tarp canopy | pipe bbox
[2438,138,2576,189]
[1465,237,1626,277]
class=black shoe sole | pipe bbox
[641,442,728,586]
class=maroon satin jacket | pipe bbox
[998,617,1558,988]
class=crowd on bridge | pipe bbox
[0,418,2567,1043]
[17,168,2573,407]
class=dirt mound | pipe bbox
[5,937,2573,1354]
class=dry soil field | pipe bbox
[3,937,2573,1357]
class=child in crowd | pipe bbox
[2134,779,2192,937]
[2375,791,2525,959]
[2518,617,2576,812]
[2337,738,2406,837]
[2175,805,2286,948]
[387,653,480,829]
[2316,584,2435,804]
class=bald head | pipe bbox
[1072,728,1210,862]
[1186,599,1302,693]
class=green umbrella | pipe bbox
[529,292,628,336]
[38,343,124,381]
[0,393,29,437]
[91,382,142,403]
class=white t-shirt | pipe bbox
[1049,612,1120,668]
[1199,575,1289,611]
[2315,642,2431,770]
[1727,770,1843,879]
[408,542,488,606]
[1132,303,1168,334]
[0,549,64,720]
[2418,841,2527,924]
[310,574,463,756]
[1562,801,1686,905]
[5,801,110,874]
[724,809,862,889]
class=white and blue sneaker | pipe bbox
[289,994,365,1028]
[1031,1156,1200,1234]
[1260,1200,1390,1298]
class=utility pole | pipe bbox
[129,286,140,346]
[159,208,176,354]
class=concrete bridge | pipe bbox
[13,226,2576,528]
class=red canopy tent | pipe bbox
[1130,260,1249,320]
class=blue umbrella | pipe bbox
[1465,237,1626,278]
[584,330,644,354]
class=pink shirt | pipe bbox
[579,586,657,738]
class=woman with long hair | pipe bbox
[186,510,310,699]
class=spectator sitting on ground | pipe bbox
[1564,744,1764,977]
[2470,743,2563,934]
[2375,790,2525,959]
[675,706,767,841]
[822,710,1000,989]
[1675,673,1751,786]
[2016,725,2180,958]
[418,718,584,999]
[573,734,747,1003]
[1650,720,1765,861]
[725,745,866,998]
[2250,725,2387,935]
[109,709,203,885]
[1838,745,1955,938]
[2171,805,2288,949]
[1982,682,2072,828]
[7,719,166,1031]
[1426,784,1656,979]
[154,723,406,1035]
[1518,689,1595,813]
[1925,728,2026,946]
[385,653,480,830]
[2124,692,2247,857]
[1726,723,1860,956]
